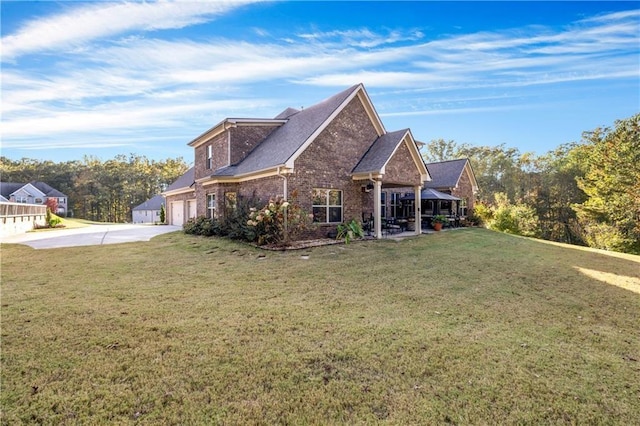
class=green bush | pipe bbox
[219,194,261,241]
[472,203,492,226]
[183,216,220,236]
[336,219,364,244]
[247,193,312,246]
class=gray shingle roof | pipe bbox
[425,159,469,189]
[212,84,360,177]
[133,194,164,211]
[31,181,66,197]
[352,129,409,174]
[0,182,23,198]
[274,107,300,119]
[400,188,461,201]
[0,181,66,198]
[164,167,194,192]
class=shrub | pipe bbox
[336,219,364,244]
[219,194,262,241]
[247,193,312,246]
[159,204,165,224]
[472,203,492,226]
[482,193,541,238]
[48,210,64,228]
[183,216,220,237]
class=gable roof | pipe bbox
[163,167,195,195]
[31,181,66,198]
[352,129,429,182]
[211,84,364,177]
[203,83,387,180]
[425,159,478,191]
[133,194,164,211]
[0,182,23,198]
[0,181,66,198]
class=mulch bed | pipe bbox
[257,238,344,251]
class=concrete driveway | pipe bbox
[1,224,181,249]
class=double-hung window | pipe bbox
[312,189,342,223]
[207,194,216,218]
[459,198,468,216]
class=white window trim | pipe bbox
[207,145,213,170]
[312,188,343,224]
[207,194,216,218]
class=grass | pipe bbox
[29,217,94,232]
[1,228,639,424]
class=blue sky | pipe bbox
[1,1,638,164]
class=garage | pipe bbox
[171,201,184,226]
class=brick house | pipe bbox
[163,84,430,239]
[425,159,478,217]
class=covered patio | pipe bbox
[400,188,462,229]
[351,129,429,239]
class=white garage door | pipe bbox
[171,201,184,226]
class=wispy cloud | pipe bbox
[1,0,261,60]
[1,4,638,155]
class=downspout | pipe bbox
[277,166,289,242]
[277,166,289,200]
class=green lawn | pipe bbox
[1,229,638,424]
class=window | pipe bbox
[207,194,216,218]
[34,198,43,204]
[425,200,435,215]
[206,145,213,169]
[459,198,468,217]
[59,197,65,204]
[312,189,342,223]
[380,192,386,218]
[16,196,27,203]
[390,193,402,218]
[225,192,237,214]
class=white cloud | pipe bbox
[1,0,261,60]
[1,6,638,155]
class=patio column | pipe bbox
[414,185,421,235]
[374,180,382,239]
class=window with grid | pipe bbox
[380,192,386,218]
[391,193,403,218]
[225,192,237,214]
[312,189,342,223]
[207,194,216,218]
[459,198,468,216]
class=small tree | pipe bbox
[45,198,58,215]
[159,204,166,224]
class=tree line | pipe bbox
[423,113,639,254]
[1,114,637,254]
[0,154,189,223]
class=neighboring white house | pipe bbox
[132,195,164,224]
[0,181,68,216]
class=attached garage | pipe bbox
[170,201,184,226]
[162,167,195,227]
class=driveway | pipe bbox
[1,224,182,249]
